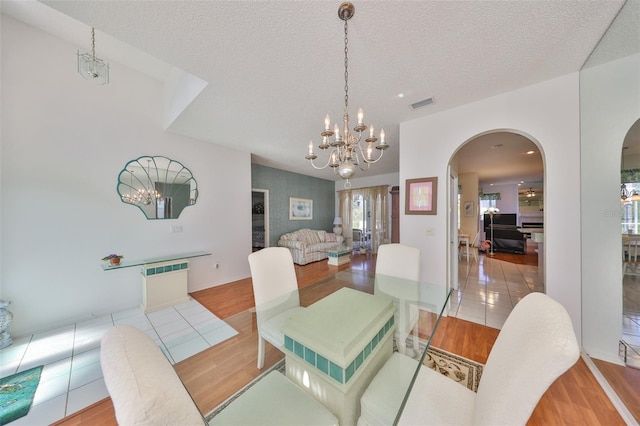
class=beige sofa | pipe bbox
[277,228,340,265]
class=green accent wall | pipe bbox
[251,164,335,247]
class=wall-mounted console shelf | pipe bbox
[102,251,211,313]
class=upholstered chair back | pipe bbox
[376,243,421,281]
[473,292,580,424]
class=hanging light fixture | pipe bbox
[621,149,631,202]
[621,183,630,201]
[305,2,389,188]
[77,27,109,85]
[526,188,536,198]
[121,161,161,205]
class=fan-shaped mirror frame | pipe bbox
[117,156,198,219]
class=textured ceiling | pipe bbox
[2,0,629,183]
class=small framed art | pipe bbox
[289,197,313,220]
[464,201,474,217]
[405,177,438,215]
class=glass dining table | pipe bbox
[373,274,452,425]
[262,272,451,425]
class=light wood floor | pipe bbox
[55,251,638,425]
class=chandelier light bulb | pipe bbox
[308,141,314,155]
[380,129,386,145]
[334,124,341,140]
[357,108,364,125]
[325,115,331,131]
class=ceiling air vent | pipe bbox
[410,97,435,110]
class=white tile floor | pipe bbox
[455,248,640,369]
[0,299,237,425]
[452,252,544,329]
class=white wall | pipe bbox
[480,183,519,214]
[1,16,252,336]
[458,173,479,238]
[400,74,582,342]
[581,53,640,363]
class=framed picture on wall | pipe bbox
[405,177,438,215]
[289,197,313,220]
[464,201,474,217]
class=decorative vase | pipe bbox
[0,300,13,349]
[110,258,121,266]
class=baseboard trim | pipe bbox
[581,350,639,426]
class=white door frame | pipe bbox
[449,167,459,292]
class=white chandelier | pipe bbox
[305,2,389,188]
[77,27,109,85]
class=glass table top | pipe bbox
[373,273,452,423]
[101,251,211,271]
[254,270,451,424]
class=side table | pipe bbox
[327,247,351,266]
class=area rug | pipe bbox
[0,365,43,425]
[421,346,483,392]
[204,346,483,422]
[404,339,483,392]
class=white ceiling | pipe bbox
[2,0,629,183]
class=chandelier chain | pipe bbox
[91,28,96,60]
[344,17,349,114]
[305,2,388,184]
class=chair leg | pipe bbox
[257,335,265,369]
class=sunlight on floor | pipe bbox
[0,299,237,425]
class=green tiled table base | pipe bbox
[141,259,190,313]
[327,249,351,266]
[284,315,394,385]
[285,332,393,426]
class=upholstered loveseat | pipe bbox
[277,228,340,265]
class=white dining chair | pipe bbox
[358,292,580,426]
[376,243,420,281]
[375,243,421,355]
[353,228,363,249]
[248,247,305,369]
[460,231,481,263]
[623,234,640,274]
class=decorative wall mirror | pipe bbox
[117,156,198,219]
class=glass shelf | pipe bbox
[101,251,211,271]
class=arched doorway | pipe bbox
[619,118,640,368]
[448,130,545,328]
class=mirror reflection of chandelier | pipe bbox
[305,2,389,188]
[122,160,161,206]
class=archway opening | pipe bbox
[448,129,545,328]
